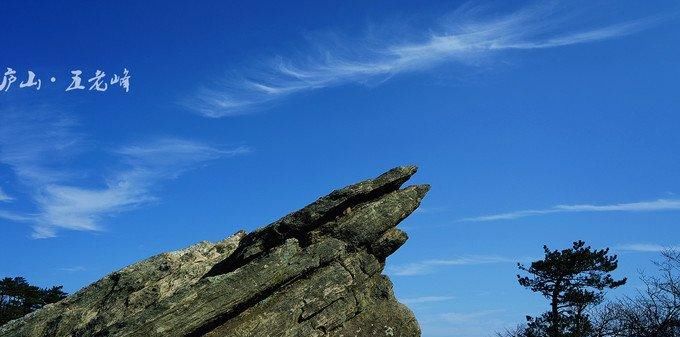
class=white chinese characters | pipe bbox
[1,68,131,93]
[0,68,17,92]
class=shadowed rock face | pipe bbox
[0,166,429,337]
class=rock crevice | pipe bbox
[0,166,429,337]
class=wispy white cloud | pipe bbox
[0,110,249,238]
[0,186,12,202]
[418,309,513,337]
[616,243,680,253]
[439,309,506,324]
[400,295,456,305]
[388,255,518,276]
[30,139,249,238]
[0,111,84,185]
[187,3,663,117]
[0,210,34,222]
[461,199,680,222]
[58,266,86,272]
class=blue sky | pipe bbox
[1,1,679,336]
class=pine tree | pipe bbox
[517,241,626,337]
[0,277,67,325]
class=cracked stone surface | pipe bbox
[0,166,429,337]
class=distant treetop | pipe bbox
[0,277,67,326]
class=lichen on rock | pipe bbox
[0,166,429,337]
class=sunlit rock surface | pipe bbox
[0,166,428,337]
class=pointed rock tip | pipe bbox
[376,165,418,181]
[414,183,431,194]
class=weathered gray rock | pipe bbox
[0,166,429,337]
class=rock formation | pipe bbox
[0,166,429,337]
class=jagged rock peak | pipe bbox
[0,165,429,337]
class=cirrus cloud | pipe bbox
[387,255,519,276]
[0,109,250,238]
[460,198,680,222]
[187,2,665,117]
